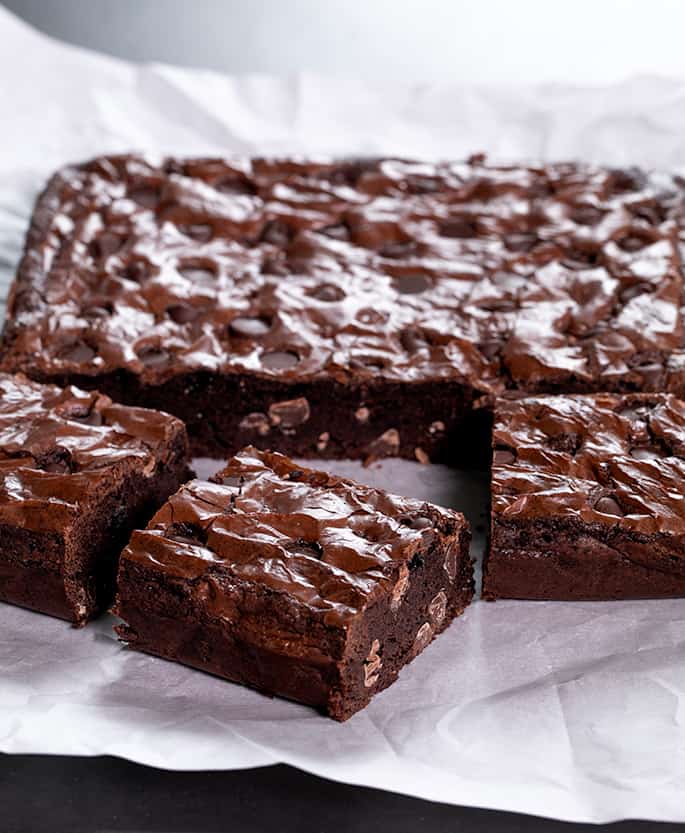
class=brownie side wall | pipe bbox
[0,527,73,620]
[66,429,191,625]
[13,369,475,465]
[484,516,685,601]
[114,519,473,720]
[113,560,347,711]
[328,521,473,720]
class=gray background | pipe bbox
[3,0,685,84]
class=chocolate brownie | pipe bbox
[483,393,685,600]
[3,156,684,463]
[0,373,190,625]
[113,447,473,720]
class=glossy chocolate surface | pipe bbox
[123,447,467,626]
[4,155,685,395]
[492,393,685,535]
[0,372,185,531]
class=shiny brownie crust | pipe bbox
[484,393,685,600]
[4,155,685,462]
[114,447,473,720]
[0,373,190,624]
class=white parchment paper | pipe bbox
[2,7,685,822]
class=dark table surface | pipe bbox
[1,754,680,833]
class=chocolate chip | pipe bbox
[91,231,124,258]
[61,402,103,426]
[167,304,200,324]
[608,167,647,194]
[177,262,216,282]
[59,341,96,363]
[493,448,516,465]
[617,233,652,252]
[82,302,114,319]
[394,274,431,294]
[379,241,416,259]
[319,223,351,241]
[36,447,75,474]
[503,233,538,252]
[428,590,448,625]
[165,522,207,546]
[570,205,605,226]
[179,223,213,242]
[268,397,311,428]
[129,186,160,209]
[440,218,478,238]
[309,283,345,302]
[261,257,290,276]
[363,639,383,688]
[561,247,600,269]
[400,327,429,353]
[594,496,624,517]
[120,260,150,282]
[405,176,439,194]
[261,351,299,370]
[285,538,323,558]
[260,220,292,246]
[239,412,271,436]
[216,176,256,195]
[403,515,432,531]
[230,316,271,337]
[619,284,649,304]
[137,346,170,368]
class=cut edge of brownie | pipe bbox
[113,450,474,720]
[0,400,192,627]
[483,515,685,601]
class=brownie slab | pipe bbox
[3,155,685,464]
[0,373,190,625]
[113,447,473,720]
[483,393,685,601]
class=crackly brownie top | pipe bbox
[122,447,466,626]
[3,154,685,393]
[0,372,184,530]
[492,393,685,535]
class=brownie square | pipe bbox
[3,155,684,466]
[483,393,685,600]
[113,447,473,720]
[0,373,190,625]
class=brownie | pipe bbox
[3,156,685,464]
[483,392,685,600]
[113,447,473,720]
[0,373,190,625]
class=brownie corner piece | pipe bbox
[113,446,473,720]
[0,373,190,625]
[483,392,685,601]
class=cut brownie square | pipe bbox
[483,393,685,600]
[4,155,684,464]
[113,447,473,720]
[0,373,190,625]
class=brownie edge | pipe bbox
[484,393,685,601]
[113,447,473,719]
[0,373,191,625]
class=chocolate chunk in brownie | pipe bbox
[484,393,685,600]
[3,155,684,463]
[0,373,190,625]
[113,447,473,720]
